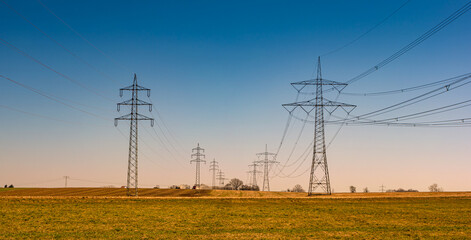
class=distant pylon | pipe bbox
[247,162,261,188]
[115,74,154,196]
[380,184,385,193]
[63,176,70,188]
[283,57,355,195]
[190,143,206,188]
[209,158,219,189]
[256,144,277,191]
[216,170,226,187]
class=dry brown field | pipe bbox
[1,188,470,239]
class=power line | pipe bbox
[35,0,132,74]
[331,1,471,90]
[336,117,471,127]
[0,0,120,84]
[329,99,471,125]
[0,104,75,124]
[0,37,113,102]
[327,73,471,122]
[321,0,412,57]
[298,73,471,96]
[0,74,110,121]
[149,99,188,155]
[149,111,187,160]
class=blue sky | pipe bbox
[0,0,470,191]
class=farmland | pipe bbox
[0,189,470,239]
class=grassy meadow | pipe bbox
[0,189,470,239]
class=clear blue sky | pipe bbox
[0,0,470,191]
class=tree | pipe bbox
[4,185,7,188]
[429,183,443,192]
[8,184,14,188]
[228,178,243,190]
[363,187,369,193]
[349,186,356,193]
[292,184,305,192]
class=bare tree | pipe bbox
[429,183,443,192]
[349,186,356,193]
[292,184,305,192]
[229,178,243,190]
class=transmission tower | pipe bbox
[63,176,70,188]
[209,158,219,189]
[380,184,386,193]
[190,143,206,188]
[247,162,261,188]
[115,74,154,196]
[283,57,355,195]
[256,144,277,191]
[216,170,226,187]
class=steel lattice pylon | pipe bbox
[115,74,154,196]
[209,158,218,189]
[191,143,206,188]
[283,57,355,195]
[216,170,226,187]
[247,162,261,189]
[256,144,277,191]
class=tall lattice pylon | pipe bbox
[115,74,154,196]
[209,158,219,189]
[283,57,355,195]
[190,143,206,188]
[256,144,277,191]
[247,162,261,188]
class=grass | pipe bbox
[0,189,470,239]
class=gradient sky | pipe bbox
[0,0,470,192]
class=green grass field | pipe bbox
[1,189,470,239]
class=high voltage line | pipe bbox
[343,74,471,120]
[1,0,188,180]
[341,0,471,87]
[321,0,412,57]
[0,37,114,102]
[0,0,120,85]
[301,73,471,97]
[328,99,471,125]
[0,75,110,121]
[35,0,132,75]
[271,0,471,180]
[0,104,76,125]
[30,0,189,167]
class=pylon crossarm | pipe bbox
[256,152,276,156]
[119,86,151,97]
[191,153,205,158]
[120,84,150,91]
[117,99,152,112]
[114,114,154,126]
[291,78,347,86]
